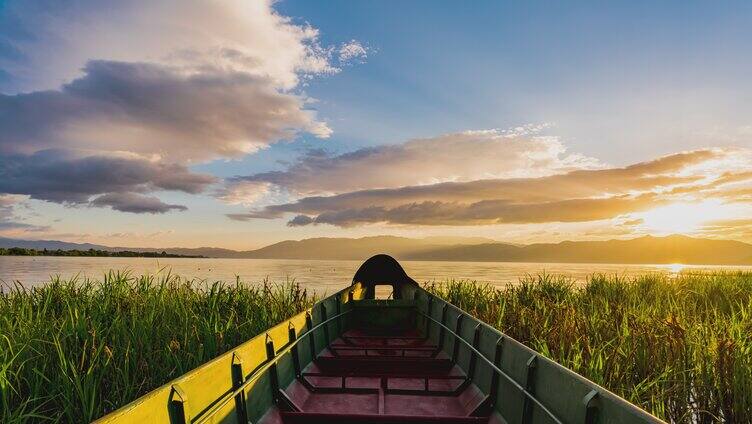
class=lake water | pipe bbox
[3,256,751,294]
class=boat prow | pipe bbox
[95,255,663,424]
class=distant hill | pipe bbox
[403,235,752,265]
[241,234,752,264]
[3,235,752,265]
[243,236,505,260]
[0,237,237,258]
[0,247,203,258]
[0,237,111,251]
[145,247,245,258]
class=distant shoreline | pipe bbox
[3,234,752,265]
[0,247,204,258]
[3,252,752,267]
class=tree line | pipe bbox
[0,247,203,258]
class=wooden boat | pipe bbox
[95,255,662,424]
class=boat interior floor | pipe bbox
[259,329,497,424]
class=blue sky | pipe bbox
[2,0,752,249]
[208,0,752,181]
[278,0,752,158]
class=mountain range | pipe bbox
[2,235,752,265]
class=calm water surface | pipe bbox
[3,256,751,294]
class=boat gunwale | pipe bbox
[94,284,363,423]
[94,277,664,423]
[416,307,564,424]
[192,307,355,424]
[418,289,665,423]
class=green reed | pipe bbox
[3,271,751,423]
[425,272,752,423]
[0,271,315,423]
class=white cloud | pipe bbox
[0,0,359,213]
[338,40,369,63]
[220,127,603,202]
[217,181,274,206]
[1,0,341,92]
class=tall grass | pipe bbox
[3,271,751,423]
[426,272,752,423]
[0,271,314,423]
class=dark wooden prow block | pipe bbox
[352,254,420,300]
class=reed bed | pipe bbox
[2,271,751,423]
[425,272,752,423]
[0,271,314,423]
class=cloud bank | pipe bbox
[0,0,340,92]
[0,60,329,161]
[0,150,215,204]
[0,195,48,232]
[90,193,188,214]
[219,128,602,203]
[0,0,354,215]
[231,148,752,227]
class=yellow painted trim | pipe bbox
[95,285,365,423]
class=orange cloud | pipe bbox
[235,149,738,227]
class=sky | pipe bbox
[2,0,752,250]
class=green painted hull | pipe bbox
[95,258,662,424]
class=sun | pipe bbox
[635,200,736,235]
[666,263,685,273]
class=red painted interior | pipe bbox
[259,329,496,424]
